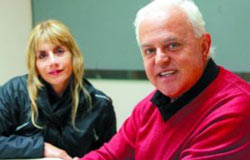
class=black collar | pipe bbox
[151,59,219,121]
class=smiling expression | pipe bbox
[35,41,73,95]
[139,8,211,98]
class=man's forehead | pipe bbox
[138,9,193,41]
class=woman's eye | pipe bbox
[54,47,65,55]
[37,51,47,59]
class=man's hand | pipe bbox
[44,142,73,160]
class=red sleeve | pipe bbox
[80,102,144,160]
[180,112,250,160]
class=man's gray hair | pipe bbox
[134,0,214,57]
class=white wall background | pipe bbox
[0,0,31,84]
[0,0,154,129]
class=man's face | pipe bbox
[139,9,211,99]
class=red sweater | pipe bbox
[81,65,250,160]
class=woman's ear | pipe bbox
[201,33,211,61]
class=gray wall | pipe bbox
[32,0,148,71]
[32,0,250,72]
[196,0,250,72]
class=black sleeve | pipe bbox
[93,99,117,149]
[0,133,44,158]
[0,79,44,158]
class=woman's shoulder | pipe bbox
[79,79,116,126]
[1,74,28,92]
[83,78,111,98]
[0,75,29,110]
[83,78,113,109]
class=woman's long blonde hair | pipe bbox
[26,19,91,129]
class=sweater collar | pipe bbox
[151,58,219,122]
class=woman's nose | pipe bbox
[48,53,58,66]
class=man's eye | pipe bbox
[144,48,155,55]
[168,42,180,50]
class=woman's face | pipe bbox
[35,41,73,95]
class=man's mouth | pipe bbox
[159,70,176,77]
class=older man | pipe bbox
[80,0,250,159]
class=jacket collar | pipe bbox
[36,77,94,127]
[36,79,72,128]
[151,58,219,121]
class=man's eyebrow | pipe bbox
[140,37,178,48]
[163,37,178,43]
[140,44,152,48]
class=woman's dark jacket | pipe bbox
[0,75,116,158]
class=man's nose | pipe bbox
[155,49,170,66]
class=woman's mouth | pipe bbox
[49,69,63,75]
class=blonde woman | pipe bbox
[0,20,116,159]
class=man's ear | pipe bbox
[201,33,211,61]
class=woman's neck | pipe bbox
[52,80,71,97]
